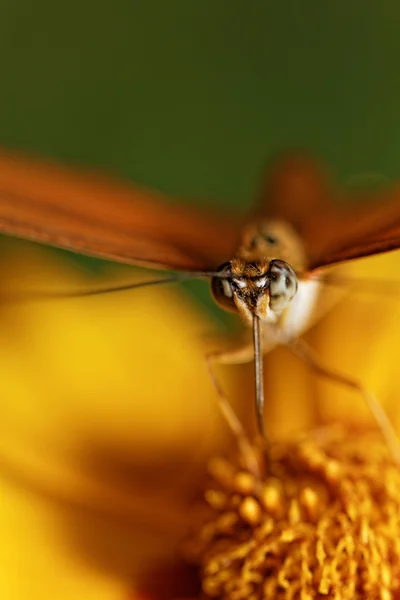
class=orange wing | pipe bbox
[308,188,400,271]
[1,148,399,275]
[256,152,400,272]
[0,148,241,272]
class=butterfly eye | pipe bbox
[211,263,237,312]
[268,259,298,312]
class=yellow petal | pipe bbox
[0,244,233,600]
[311,251,400,431]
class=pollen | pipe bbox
[183,426,400,599]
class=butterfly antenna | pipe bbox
[0,270,237,303]
[317,274,400,297]
[0,275,186,303]
[0,266,248,304]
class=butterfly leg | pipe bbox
[286,337,400,465]
[205,344,262,476]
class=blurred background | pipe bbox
[1,1,400,599]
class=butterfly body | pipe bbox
[211,217,322,344]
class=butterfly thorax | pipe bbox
[236,219,308,271]
[211,219,311,326]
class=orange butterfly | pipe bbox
[0,148,399,465]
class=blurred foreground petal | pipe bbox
[0,243,233,600]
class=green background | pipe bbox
[0,0,399,321]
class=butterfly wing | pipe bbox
[256,152,400,272]
[0,148,241,272]
[308,187,400,271]
[2,148,399,275]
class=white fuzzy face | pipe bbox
[280,278,322,340]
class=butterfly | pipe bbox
[0,147,400,466]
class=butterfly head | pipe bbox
[211,258,298,324]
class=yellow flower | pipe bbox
[0,239,400,599]
[184,427,400,600]
[0,240,231,600]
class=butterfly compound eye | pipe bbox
[268,259,298,312]
[211,262,237,312]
